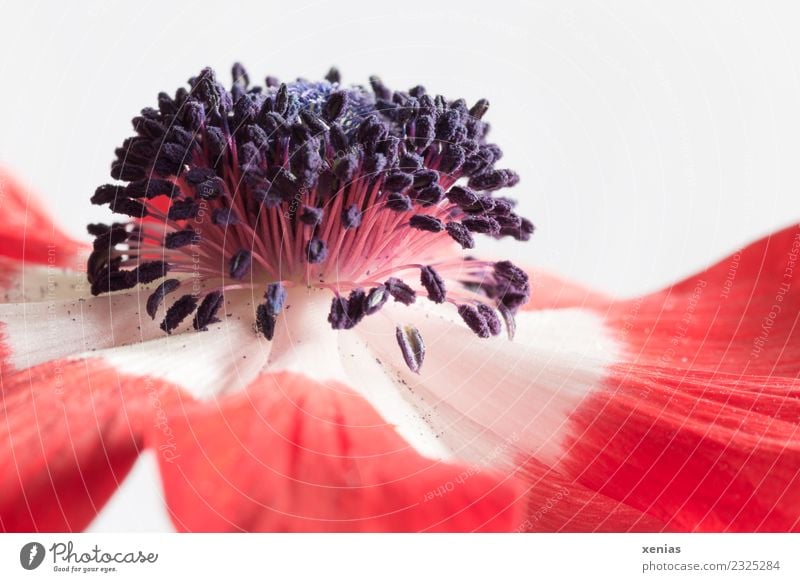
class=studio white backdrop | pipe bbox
[1,0,799,530]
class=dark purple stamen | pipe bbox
[306,238,328,263]
[90,269,136,296]
[212,207,240,226]
[165,229,200,249]
[458,304,490,338]
[415,184,445,207]
[395,325,425,374]
[168,199,200,220]
[91,184,122,205]
[446,185,479,208]
[487,260,531,312]
[92,224,129,250]
[385,277,416,305]
[324,67,340,84]
[253,186,283,208]
[146,278,180,319]
[420,265,446,304]
[384,171,414,192]
[186,167,216,184]
[133,260,170,285]
[256,303,277,340]
[299,206,324,226]
[327,288,371,330]
[327,296,349,330]
[463,195,495,215]
[468,169,520,192]
[333,154,359,182]
[109,198,148,217]
[439,144,466,174]
[87,223,112,237]
[364,285,388,315]
[477,303,502,336]
[125,178,176,199]
[409,215,444,233]
[160,294,198,334]
[445,222,475,249]
[264,282,287,315]
[462,216,501,235]
[345,288,368,328]
[229,249,252,280]
[193,291,224,331]
[386,192,413,212]
[323,90,348,121]
[413,169,439,189]
[196,177,226,200]
[342,205,362,229]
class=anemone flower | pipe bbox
[1,64,799,533]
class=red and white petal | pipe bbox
[517,456,666,532]
[150,370,526,532]
[356,300,618,468]
[0,282,267,389]
[267,289,453,460]
[353,299,664,530]
[0,262,89,304]
[0,292,155,373]
[563,223,800,532]
[350,225,800,531]
[0,358,181,532]
[1,301,272,532]
[0,167,86,269]
[95,296,269,399]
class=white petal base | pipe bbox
[356,301,621,468]
[267,288,453,461]
[90,300,269,400]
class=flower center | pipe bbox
[86,64,533,371]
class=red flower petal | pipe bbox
[518,456,667,532]
[564,224,800,531]
[0,168,86,269]
[150,371,527,532]
[0,359,178,531]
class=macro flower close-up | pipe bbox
[1,62,798,534]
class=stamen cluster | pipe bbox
[87,64,533,370]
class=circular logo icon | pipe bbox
[19,542,46,570]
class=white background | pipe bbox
[1,0,800,530]
[3,0,800,296]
